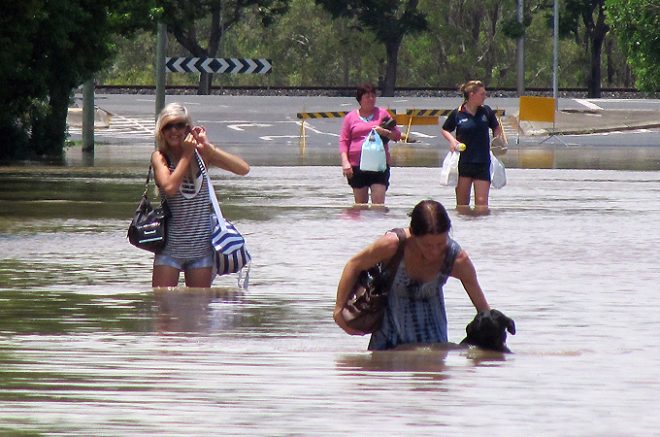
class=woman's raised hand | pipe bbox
[190,126,211,151]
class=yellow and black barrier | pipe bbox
[297,110,395,153]
[296,108,506,154]
[297,111,357,153]
[296,111,350,120]
[405,108,506,117]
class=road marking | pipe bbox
[409,131,435,138]
[227,123,272,131]
[68,115,155,139]
[260,135,300,141]
[296,121,340,137]
[574,99,603,110]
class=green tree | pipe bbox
[314,0,428,96]
[549,0,609,97]
[403,0,520,88]
[605,0,660,91]
[0,0,156,161]
[0,0,44,159]
[158,0,289,94]
[223,0,377,87]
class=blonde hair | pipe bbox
[155,102,193,153]
[459,80,485,101]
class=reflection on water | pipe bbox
[153,287,246,334]
[1,162,660,435]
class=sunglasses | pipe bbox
[163,121,188,131]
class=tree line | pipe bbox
[1,0,658,161]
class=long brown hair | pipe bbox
[409,200,452,236]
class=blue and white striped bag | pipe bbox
[197,152,251,287]
[210,212,252,276]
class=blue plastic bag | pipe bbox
[359,128,387,172]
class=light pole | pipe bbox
[516,0,524,96]
[552,0,559,109]
[155,22,167,128]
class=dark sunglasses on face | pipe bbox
[163,121,188,131]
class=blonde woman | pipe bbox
[151,103,249,287]
[441,81,502,207]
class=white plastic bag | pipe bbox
[359,128,387,172]
[490,151,507,189]
[439,151,460,186]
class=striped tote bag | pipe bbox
[210,212,251,276]
[196,152,251,286]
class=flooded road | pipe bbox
[1,159,660,435]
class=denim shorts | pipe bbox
[153,253,215,270]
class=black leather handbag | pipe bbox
[127,165,170,253]
[341,228,407,333]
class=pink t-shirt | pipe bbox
[339,107,401,167]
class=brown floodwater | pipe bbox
[1,155,659,435]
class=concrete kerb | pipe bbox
[514,109,660,136]
[66,107,112,129]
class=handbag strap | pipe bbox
[194,151,224,221]
[382,227,407,290]
[143,152,171,197]
[141,165,154,198]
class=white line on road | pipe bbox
[227,123,272,131]
[574,99,603,110]
[409,132,436,138]
[260,135,300,141]
[296,121,340,137]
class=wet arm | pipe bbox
[333,232,400,334]
[201,143,250,176]
[373,125,401,142]
[192,127,249,176]
[339,117,353,174]
[152,149,192,197]
[441,129,462,152]
[493,124,504,139]
[451,250,491,313]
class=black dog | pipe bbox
[460,309,516,353]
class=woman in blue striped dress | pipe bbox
[151,103,250,288]
[334,200,491,350]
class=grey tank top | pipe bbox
[160,155,212,259]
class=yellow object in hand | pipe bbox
[456,143,466,152]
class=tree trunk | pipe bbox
[588,40,602,98]
[586,0,609,98]
[30,82,70,159]
[606,37,614,85]
[382,39,402,97]
[198,72,212,95]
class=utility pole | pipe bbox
[552,0,559,109]
[155,22,167,130]
[516,0,525,96]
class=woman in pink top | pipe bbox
[340,83,401,205]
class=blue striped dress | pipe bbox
[159,155,213,259]
[368,238,461,351]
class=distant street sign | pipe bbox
[165,57,272,74]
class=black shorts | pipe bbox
[347,166,391,189]
[458,162,491,182]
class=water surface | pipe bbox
[1,163,660,436]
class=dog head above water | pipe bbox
[460,309,516,353]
